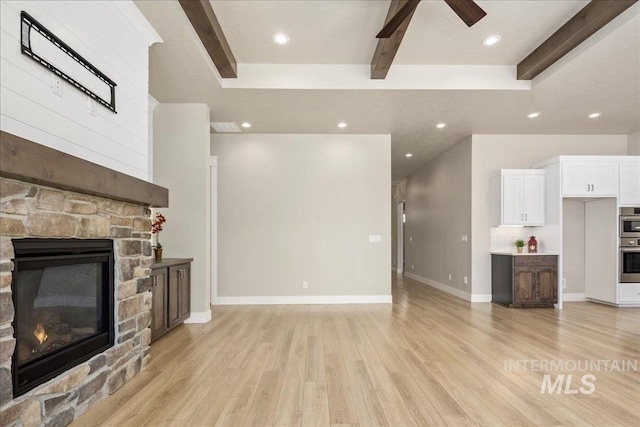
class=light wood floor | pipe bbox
[74,275,640,427]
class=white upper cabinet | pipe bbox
[562,161,618,197]
[619,161,640,206]
[491,170,545,226]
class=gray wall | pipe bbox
[403,137,472,293]
[629,131,640,154]
[153,104,211,316]
[211,134,391,298]
[470,134,628,296]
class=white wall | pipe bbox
[154,104,211,319]
[402,137,473,298]
[211,134,391,302]
[629,131,640,155]
[471,134,628,296]
[0,1,160,180]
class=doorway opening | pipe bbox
[397,201,405,274]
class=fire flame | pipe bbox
[34,323,48,344]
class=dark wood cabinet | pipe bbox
[492,254,558,307]
[149,267,168,341]
[150,258,193,342]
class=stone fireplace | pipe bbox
[0,131,168,426]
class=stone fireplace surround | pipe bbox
[0,131,168,426]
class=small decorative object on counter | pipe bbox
[515,239,525,253]
[151,212,167,261]
[528,235,538,253]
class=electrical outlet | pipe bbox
[88,97,97,116]
[302,281,308,289]
[562,278,566,289]
[461,234,468,242]
[409,236,413,241]
[464,276,468,285]
[51,73,63,96]
[411,265,414,270]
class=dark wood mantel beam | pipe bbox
[517,0,638,80]
[0,131,169,207]
[371,0,420,79]
[178,0,237,78]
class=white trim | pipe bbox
[184,309,212,324]
[113,1,163,46]
[404,272,491,303]
[222,64,530,91]
[563,293,587,302]
[215,295,392,305]
[210,156,218,304]
[616,302,640,308]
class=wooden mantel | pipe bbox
[0,131,168,207]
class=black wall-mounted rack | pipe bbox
[20,11,117,113]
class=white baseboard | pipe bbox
[215,295,392,305]
[404,272,491,303]
[563,293,587,302]
[184,309,212,324]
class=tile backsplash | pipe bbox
[490,227,536,252]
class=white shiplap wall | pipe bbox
[0,1,161,180]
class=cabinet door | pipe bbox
[514,268,536,303]
[562,162,589,196]
[178,265,191,322]
[563,161,619,196]
[589,162,618,195]
[536,268,557,303]
[150,269,168,341]
[503,174,524,225]
[522,175,545,225]
[168,266,181,328]
[619,161,640,206]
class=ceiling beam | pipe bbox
[377,0,421,38]
[178,0,237,78]
[443,0,486,28]
[517,0,637,80]
[371,0,419,79]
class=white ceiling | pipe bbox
[135,0,640,181]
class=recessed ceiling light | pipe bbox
[337,122,348,128]
[527,112,541,119]
[240,122,252,128]
[273,33,289,45]
[588,112,601,118]
[436,122,447,129]
[482,35,501,47]
[405,153,413,158]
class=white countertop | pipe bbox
[491,251,559,256]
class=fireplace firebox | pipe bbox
[11,239,114,397]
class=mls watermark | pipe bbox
[503,359,638,395]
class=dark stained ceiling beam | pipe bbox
[444,0,486,28]
[371,0,419,79]
[377,0,421,38]
[178,0,237,78]
[517,0,638,80]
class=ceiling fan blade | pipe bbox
[444,0,487,27]
[377,0,421,38]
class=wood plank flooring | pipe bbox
[74,275,640,426]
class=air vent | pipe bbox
[210,122,241,133]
